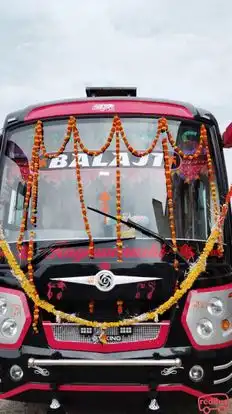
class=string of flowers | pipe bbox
[162,136,178,270]
[17,115,220,261]
[0,185,231,329]
[14,115,222,330]
[202,125,223,255]
[73,117,94,259]
[166,120,204,160]
[115,119,123,261]
[16,120,44,331]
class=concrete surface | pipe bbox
[0,399,231,413]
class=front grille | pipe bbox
[51,323,162,344]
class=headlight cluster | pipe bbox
[196,298,224,339]
[0,288,31,347]
[182,285,232,349]
[0,296,18,337]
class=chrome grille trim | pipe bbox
[214,371,232,385]
[49,323,165,344]
[214,360,232,371]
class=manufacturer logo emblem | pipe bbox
[96,270,114,291]
[51,271,161,292]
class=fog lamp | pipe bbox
[189,365,204,382]
[10,364,23,381]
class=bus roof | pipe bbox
[4,88,217,127]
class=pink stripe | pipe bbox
[24,100,194,121]
[0,383,204,399]
[157,385,204,398]
[0,384,50,399]
[59,384,149,392]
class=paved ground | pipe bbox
[0,400,231,413]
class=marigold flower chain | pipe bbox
[115,130,122,261]
[73,125,94,259]
[162,137,178,270]
[166,121,205,160]
[17,115,219,263]
[0,185,231,329]
[14,114,223,331]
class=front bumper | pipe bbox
[0,346,231,404]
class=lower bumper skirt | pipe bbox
[0,382,205,400]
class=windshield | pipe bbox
[0,117,218,243]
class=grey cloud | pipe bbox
[0,0,231,137]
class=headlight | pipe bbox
[196,318,213,338]
[0,297,7,315]
[207,297,223,316]
[1,319,18,337]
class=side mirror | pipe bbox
[223,123,232,148]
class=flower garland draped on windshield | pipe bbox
[0,186,231,330]
[13,115,220,331]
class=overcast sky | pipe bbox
[0,0,232,181]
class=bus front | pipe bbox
[0,88,231,413]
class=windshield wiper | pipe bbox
[25,236,135,266]
[87,206,189,266]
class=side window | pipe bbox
[7,183,28,229]
[15,183,26,227]
[173,175,211,240]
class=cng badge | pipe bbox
[91,329,123,344]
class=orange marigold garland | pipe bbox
[117,116,161,157]
[162,135,179,270]
[15,114,222,332]
[165,119,222,254]
[73,115,117,157]
[17,118,77,331]
[166,119,204,160]
[27,232,39,332]
[73,118,94,259]
[71,115,118,257]
[40,117,74,159]
[202,124,223,255]
[115,119,123,262]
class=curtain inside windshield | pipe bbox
[0,117,217,242]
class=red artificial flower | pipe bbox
[179,244,195,260]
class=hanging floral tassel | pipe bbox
[73,119,94,259]
[115,120,123,262]
[89,300,94,314]
[162,135,179,270]
[202,125,223,255]
[27,232,39,332]
[117,300,123,315]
